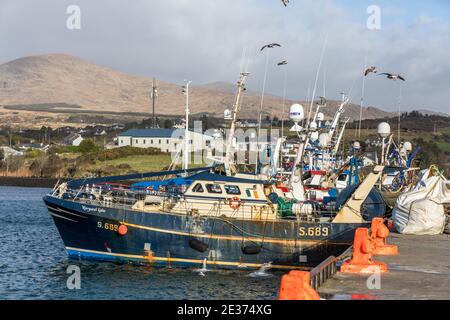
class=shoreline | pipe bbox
[0,176,66,188]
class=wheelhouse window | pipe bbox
[224,185,241,195]
[192,183,204,193]
[206,184,222,194]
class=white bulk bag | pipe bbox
[392,169,450,235]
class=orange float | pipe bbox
[118,224,128,236]
[228,196,242,210]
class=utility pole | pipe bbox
[182,80,191,172]
[151,78,158,128]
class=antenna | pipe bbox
[256,43,280,174]
[397,82,403,145]
[307,34,328,127]
[239,46,247,73]
[182,80,191,172]
[358,48,368,139]
[150,78,158,128]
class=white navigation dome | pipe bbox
[353,141,361,150]
[403,141,412,152]
[377,122,391,138]
[289,104,304,123]
[317,112,324,121]
[310,121,317,130]
[399,147,407,157]
[318,133,330,147]
[224,109,232,120]
[310,131,319,142]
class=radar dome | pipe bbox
[317,112,324,121]
[403,141,412,152]
[318,133,330,147]
[399,147,408,157]
[289,104,304,123]
[310,121,317,130]
[310,131,319,141]
[224,109,232,120]
[377,122,391,138]
[353,141,361,150]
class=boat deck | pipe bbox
[318,232,450,300]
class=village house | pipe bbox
[117,128,213,153]
[64,133,84,146]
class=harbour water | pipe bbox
[0,186,281,299]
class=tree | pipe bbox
[163,119,173,128]
[78,139,98,154]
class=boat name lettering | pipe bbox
[97,221,119,231]
[299,226,330,237]
[81,205,106,213]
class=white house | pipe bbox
[64,133,84,146]
[117,128,213,153]
[0,146,24,158]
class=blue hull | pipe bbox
[44,195,368,270]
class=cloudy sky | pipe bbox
[0,0,449,113]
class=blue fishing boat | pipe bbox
[43,164,388,270]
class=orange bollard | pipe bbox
[278,270,320,300]
[340,228,388,274]
[370,218,399,256]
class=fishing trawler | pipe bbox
[44,72,389,270]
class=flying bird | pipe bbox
[277,60,288,66]
[280,0,289,6]
[260,43,281,51]
[379,73,406,81]
[364,66,377,76]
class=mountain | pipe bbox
[0,53,395,120]
[415,109,449,117]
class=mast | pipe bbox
[224,72,250,176]
[182,80,191,172]
[151,78,158,128]
[328,94,348,140]
[333,117,350,155]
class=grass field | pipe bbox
[90,153,208,174]
[92,154,172,172]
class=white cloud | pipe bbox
[0,0,448,113]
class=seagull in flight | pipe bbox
[281,0,289,6]
[379,73,406,81]
[260,43,281,51]
[277,60,288,66]
[364,66,377,76]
